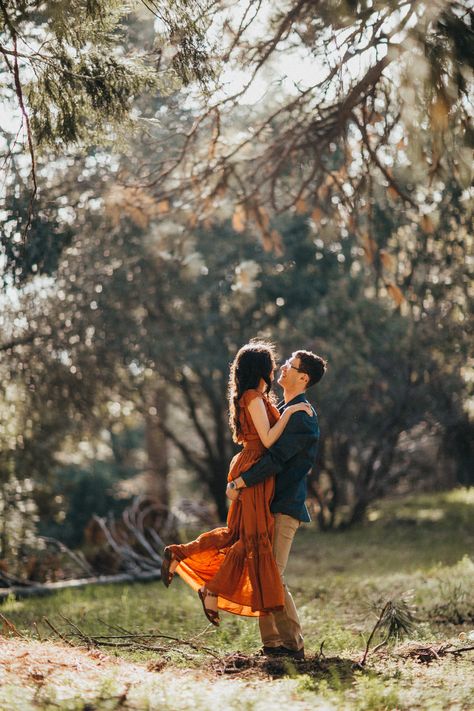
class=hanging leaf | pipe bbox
[295,198,307,214]
[430,96,450,131]
[157,200,170,214]
[317,184,330,200]
[270,229,284,256]
[421,215,435,234]
[127,205,149,229]
[232,204,246,232]
[368,112,384,125]
[362,233,377,264]
[187,212,199,229]
[311,207,323,223]
[386,283,405,306]
[348,215,357,232]
[380,249,396,272]
[104,185,155,228]
[257,206,270,229]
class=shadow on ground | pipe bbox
[213,651,362,689]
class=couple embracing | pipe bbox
[161,341,327,660]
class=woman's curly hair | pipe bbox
[228,341,277,443]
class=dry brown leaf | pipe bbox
[369,112,384,125]
[348,215,357,232]
[362,233,377,264]
[430,97,450,131]
[257,206,270,229]
[128,206,149,229]
[259,228,273,253]
[157,200,170,214]
[317,184,330,200]
[387,185,400,200]
[187,212,199,229]
[270,229,284,257]
[421,215,435,234]
[311,207,323,223]
[104,185,159,228]
[232,204,246,232]
[295,198,307,214]
[215,180,228,198]
[386,283,405,306]
[380,249,396,272]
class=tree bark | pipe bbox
[208,462,230,522]
[144,386,170,505]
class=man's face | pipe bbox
[278,354,305,388]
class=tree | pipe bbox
[1,2,471,542]
[7,168,470,526]
[0,0,212,239]
[133,0,473,251]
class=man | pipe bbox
[227,349,327,660]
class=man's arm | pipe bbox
[238,412,318,488]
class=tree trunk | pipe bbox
[208,462,230,522]
[345,494,370,527]
[144,387,169,505]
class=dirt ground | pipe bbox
[0,637,319,711]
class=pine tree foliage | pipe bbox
[0,0,212,148]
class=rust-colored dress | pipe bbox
[168,389,285,617]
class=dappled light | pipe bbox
[0,0,472,708]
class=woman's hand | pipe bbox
[287,402,313,417]
[226,483,240,501]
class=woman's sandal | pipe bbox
[198,588,220,627]
[161,548,175,588]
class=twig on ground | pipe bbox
[42,617,75,647]
[32,620,42,641]
[59,614,96,647]
[0,612,28,639]
[399,642,474,664]
[39,616,220,661]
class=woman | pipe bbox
[161,341,311,625]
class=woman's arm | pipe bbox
[228,412,319,493]
[247,396,312,449]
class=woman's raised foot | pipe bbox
[198,587,220,627]
[161,547,178,587]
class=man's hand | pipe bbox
[226,483,240,501]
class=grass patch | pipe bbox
[1,490,473,709]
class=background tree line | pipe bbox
[0,0,472,573]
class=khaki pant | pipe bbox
[259,513,303,651]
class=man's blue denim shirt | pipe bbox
[241,393,320,522]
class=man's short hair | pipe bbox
[294,350,327,388]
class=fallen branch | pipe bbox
[39,536,95,577]
[398,642,474,664]
[42,617,75,647]
[37,616,220,661]
[0,570,161,601]
[0,612,27,639]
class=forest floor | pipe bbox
[1,489,474,710]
